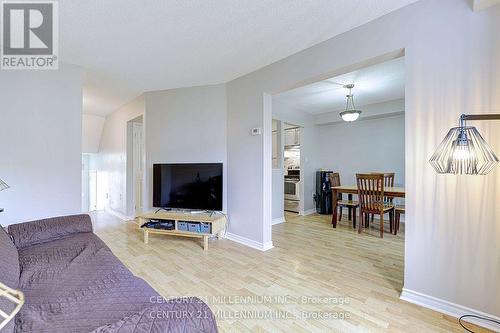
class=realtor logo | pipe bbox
[1,1,58,69]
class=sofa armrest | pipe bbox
[8,214,93,249]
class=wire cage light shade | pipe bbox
[430,126,499,175]
[0,179,8,192]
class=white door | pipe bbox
[89,171,98,211]
[81,155,90,212]
[133,123,144,215]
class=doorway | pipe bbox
[81,154,99,212]
[89,171,98,211]
[271,118,304,222]
[283,123,301,214]
[268,54,406,291]
[126,116,145,217]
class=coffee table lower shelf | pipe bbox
[142,228,220,250]
[137,212,227,251]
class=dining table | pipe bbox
[331,185,405,228]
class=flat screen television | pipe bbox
[153,163,223,211]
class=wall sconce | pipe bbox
[430,114,500,175]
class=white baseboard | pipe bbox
[299,208,316,216]
[401,288,500,331]
[272,216,286,225]
[261,241,274,251]
[105,208,134,222]
[225,232,274,251]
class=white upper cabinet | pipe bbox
[284,128,300,146]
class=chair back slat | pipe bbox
[371,172,395,203]
[329,172,340,187]
[329,172,342,200]
[383,172,394,187]
[383,173,394,203]
[356,173,385,211]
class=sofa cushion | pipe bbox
[15,232,159,333]
[8,214,93,249]
[0,226,20,333]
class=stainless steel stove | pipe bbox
[284,169,300,212]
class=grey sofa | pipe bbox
[1,214,218,333]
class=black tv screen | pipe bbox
[153,163,223,211]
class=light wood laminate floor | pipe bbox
[92,211,490,333]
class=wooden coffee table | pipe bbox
[136,211,227,251]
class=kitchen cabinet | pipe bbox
[284,128,300,146]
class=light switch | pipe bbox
[251,128,262,136]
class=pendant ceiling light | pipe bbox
[429,114,500,175]
[340,84,362,122]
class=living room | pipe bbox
[1,1,500,332]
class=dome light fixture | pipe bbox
[339,84,362,122]
[430,114,500,175]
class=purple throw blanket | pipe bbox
[6,214,218,333]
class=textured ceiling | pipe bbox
[58,0,418,116]
[274,57,405,115]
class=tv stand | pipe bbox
[136,211,227,251]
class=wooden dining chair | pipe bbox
[356,173,395,238]
[394,205,405,235]
[369,172,395,226]
[329,172,359,228]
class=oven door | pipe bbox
[284,199,300,213]
[284,180,300,201]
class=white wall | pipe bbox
[316,114,405,186]
[144,84,227,212]
[98,84,227,218]
[226,0,500,320]
[271,169,284,220]
[0,65,83,226]
[82,114,105,153]
[98,95,145,216]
